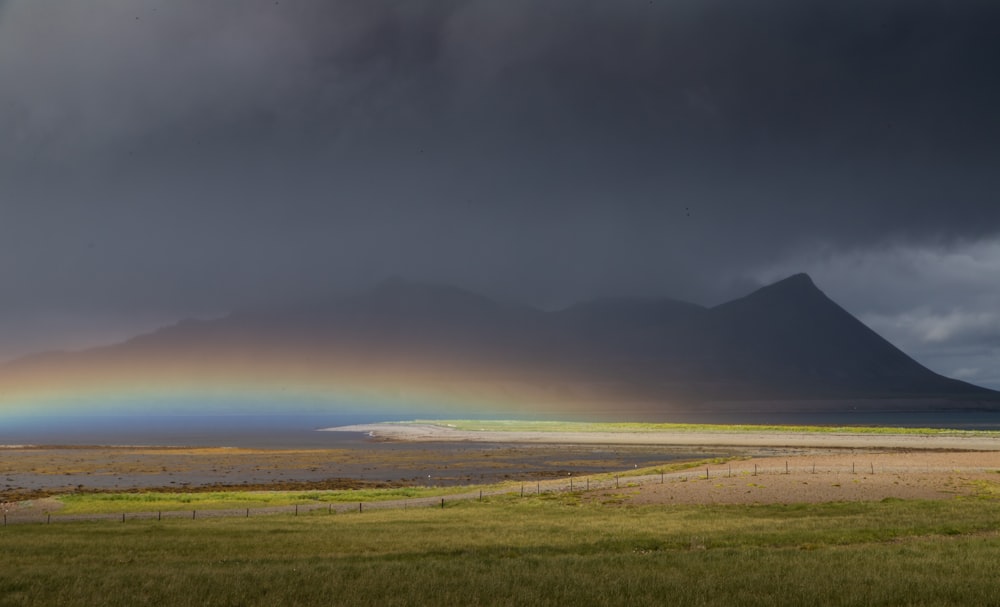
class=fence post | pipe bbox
[193,510,196,520]
[616,476,619,489]
[295,504,298,516]
[441,498,445,509]
[122,513,125,523]
[246,509,250,518]
[359,502,362,513]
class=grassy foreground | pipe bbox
[4,496,1000,606]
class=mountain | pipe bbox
[1,274,996,419]
[692,274,986,399]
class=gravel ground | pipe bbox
[600,450,1000,505]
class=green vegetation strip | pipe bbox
[592,457,740,480]
[55,486,477,515]
[50,457,733,515]
[4,498,1000,606]
[415,419,999,435]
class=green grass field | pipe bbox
[4,495,1000,606]
[53,486,479,515]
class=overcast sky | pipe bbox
[2,1,999,388]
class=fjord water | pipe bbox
[4,409,1000,449]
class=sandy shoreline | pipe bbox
[324,422,1000,451]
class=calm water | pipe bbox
[3,410,1000,448]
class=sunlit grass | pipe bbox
[4,498,1000,606]
[50,456,738,515]
[55,486,480,515]
[416,419,998,435]
[589,457,740,481]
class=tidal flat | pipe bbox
[0,441,731,501]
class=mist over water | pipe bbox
[0,414,378,448]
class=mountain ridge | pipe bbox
[1,274,996,418]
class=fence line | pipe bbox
[1,460,977,527]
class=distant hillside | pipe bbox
[1,274,996,418]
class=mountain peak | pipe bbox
[757,272,819,295]
[778,272,816,287]
[711,273,824,314]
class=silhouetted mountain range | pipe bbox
[2,274,997,416]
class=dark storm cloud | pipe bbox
[1,0,999,384]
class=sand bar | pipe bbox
[324,422,1000,451]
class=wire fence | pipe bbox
[2,460,994,527]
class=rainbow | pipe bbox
[0,350,635,423]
